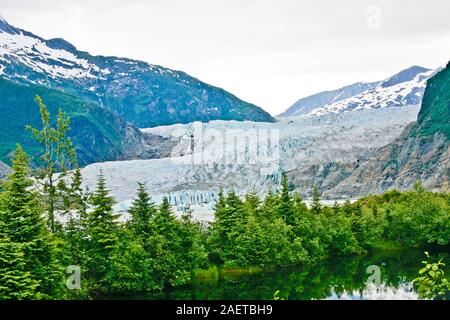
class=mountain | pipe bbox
[0,17,274,127]
[0,77,175,166]
[326,62,450,197]
[279,81,379,117]
[280,66,434,117]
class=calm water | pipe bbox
[110,250,450,300]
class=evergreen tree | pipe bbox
[341,199,353,216]
[332,201,341,215]
[311,187,322,215]
[259,189,279,221]
[244,192,260,216]
[209,189,228,264]
[0,235,39,300]
[128,183,157,245]
[107,187,160,293]
[225,191,247,234]
[214,188,227,213]
[86,170,118,286]
[278,173,295,226]
[26,96,77,232]
[293,193,308,216]
[0,146,62,298]
[0,146,45,243]
[63,168,90,269]
[150,196,205,287]
[70,168,89,217]
[154,197,176,234]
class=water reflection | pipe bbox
[114,250,449,300]
[327,283,418,300]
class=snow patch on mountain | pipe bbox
[0,31,104,80]
[0,16,274,127]
[279,81,380,117]
[307,67,434,116]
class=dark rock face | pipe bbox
[287,162,357,197]
[325,63,450,197]
[325,132,449,197]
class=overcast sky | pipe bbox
[1,0,449,115]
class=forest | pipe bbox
[0,97,449,300]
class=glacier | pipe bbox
[77,106,420,221]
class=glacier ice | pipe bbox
[78,106,420,221]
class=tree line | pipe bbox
[0,96,449,299]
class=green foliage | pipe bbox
[0,146,64,299]
[26,95,77,232]
[106,188,208,293]
[413,62,450,139]
[209,181,450,271]
[360,184,450,248]
[278,173,295,226]
[1,101,449,299]
[310,187,322,215]
[0,77,146,166]
[85,170,119,289]
[0,236,39,300]
[413,252,450,299]
[127,183,157,242]
[273,290,287,300]
[210,187,309,268]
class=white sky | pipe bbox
[1,0,450,115]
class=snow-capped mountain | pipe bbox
[279,81,380,117]
[280,66,434,118]
[0,16,273,127]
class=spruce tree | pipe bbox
[63,168,89,267]
[210,189,228,264]
[244,192,260,216]
[0,146,62,298]
[259,188,279,221]
[0,235,39,300]
[154,196,176,234]
[293,193,308,216]
[222,191,247,262]
[86,170,118,285]
[212,188,227,228]
[0,146,45,243]
[151,197,195,287]
[128,183,157,248]
[278,173,295,226]
[311,187,322,215]
[225,191,247,232]
[129,184,156,230]
[332,201,341,215]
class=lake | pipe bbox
[113,250,449,300]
